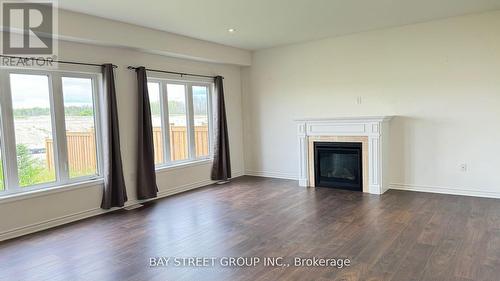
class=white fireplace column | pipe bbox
[296,116,393,195]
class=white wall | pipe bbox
[0,39,246,240]
[3,8,500,241]
[56,9,251,66]
[242,11,500,197]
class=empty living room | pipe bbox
[1,0,500,280]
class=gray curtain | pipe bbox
[135,67,158,199]
[101,64,128,209]
[211,76,231,181]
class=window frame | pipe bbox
[0,67,104,196]
[147,76,214,169]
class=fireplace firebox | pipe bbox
[314,142,363,191]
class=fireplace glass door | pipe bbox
[314,142,362,191]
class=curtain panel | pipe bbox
[211,76,231,181]
[100,64,128,209]
[135,66,158,199]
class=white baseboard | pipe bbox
[0,207,107,242]
[242,171,500,200]
[298,179,308,187]
[389,183,500,199]
[9,174,496,242]
[0,172,245,242]
[0,181,213,242]
[232,170,245,178]
[245,170,298,180]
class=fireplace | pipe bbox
[314,142,363,191]
[297,116,392,194]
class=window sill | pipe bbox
[0,159,213,203]
[156,158,213,173]
[0,178,104,204]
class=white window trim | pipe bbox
[156,158,213,173]
[0,67,104,197]
[0,178,104,204]
[147,77,214,170]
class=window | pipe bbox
[62,77,99,178]
[0,141,4,191]
[192,86,210,158]
[0,69,102,196]
[11,74,56,187]
[148,78,212,167]
[167,84,188,161]
[148,82,163,165]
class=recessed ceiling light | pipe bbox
[228,28,236,33]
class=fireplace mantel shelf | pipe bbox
[295,116,393,122]
[296,116,393,194]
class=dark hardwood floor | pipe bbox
[1,176,500,281]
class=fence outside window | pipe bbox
[46,125,209,171]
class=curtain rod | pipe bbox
[0,55,118,68]
[127,66,221,79]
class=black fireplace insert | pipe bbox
[314,142,363,191]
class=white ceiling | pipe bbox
[58,0,500,50]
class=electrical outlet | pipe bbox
[460,164,467,172]
[356,96,362,105]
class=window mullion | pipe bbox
[0,71,20,192]
[93,75,104,176]
[50,73,69,183]
[208,84,215,157]
[161,82,171,163]
[186,83,196,160]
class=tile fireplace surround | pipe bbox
[296,116,393,194]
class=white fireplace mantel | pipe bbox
[296,116,393,194]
